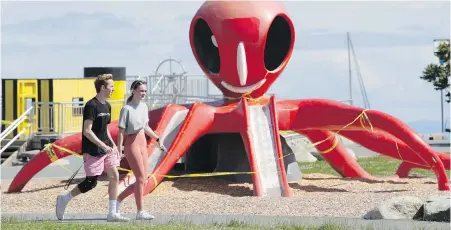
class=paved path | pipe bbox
[1,156,84,180]
[2,212,449,229]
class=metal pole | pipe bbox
[347,32,353,105]
[441,89,444,133]
[170,56,172,75]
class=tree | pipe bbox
[420,41,450,103]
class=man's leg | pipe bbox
[105,153,130,222]
[63,180,83,201]
[56,154,103,220]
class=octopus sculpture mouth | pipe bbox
[220,78,266,94]
[219,41,266,94]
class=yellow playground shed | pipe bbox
[1,67,127,137]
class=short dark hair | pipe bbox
[94,74,113,93]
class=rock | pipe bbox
[309,148,356,161]
[363,196,423,220]
[280,134,317,163]
[310,151,323,161]
[413,195,450,222]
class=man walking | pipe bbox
[56,74,129,222]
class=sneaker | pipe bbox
[107,213,130,222]
[136,210,154,220]
[56,195,69,220]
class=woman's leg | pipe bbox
[124,141,145,211]
[134,139,155,220]
[140,143,149,188]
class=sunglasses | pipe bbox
[130,80,146,90]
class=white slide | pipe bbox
[248,105,284,197]
[147,110,189,171]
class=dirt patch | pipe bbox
[1,173,449,218]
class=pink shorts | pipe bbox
[83,153,120,177]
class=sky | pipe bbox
[1,0,450,134]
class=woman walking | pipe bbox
[116,80,163,220]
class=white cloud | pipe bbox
[1,1,201,25]
[1,0,450,130]
[287,1,449,35]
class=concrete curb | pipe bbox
[2,212,450,230]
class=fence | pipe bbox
[146,94,224,110]
[32,100,125,136]
[126,74,221,99]
[31,94,224,136]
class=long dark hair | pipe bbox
[127,80,146,103]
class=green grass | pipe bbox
[299,155,449,177]
[0,218,350,230]
[2,217,437,230]
[1,217,440,230]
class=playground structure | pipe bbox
[5,0,451,198]
[0,61,225,165]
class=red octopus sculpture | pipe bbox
[7,1,450,198]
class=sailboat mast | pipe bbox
[347,32,353,105]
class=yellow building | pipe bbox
[1,67,126,138]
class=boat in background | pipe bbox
[420,133,450,154]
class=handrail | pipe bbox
[0,106,34,156]
[150,74,165,93]
[0,115,28,141]
[0,124,31,154]
[0,106,33,141]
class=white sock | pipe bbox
[109,200,117,215]
[63,192,73,201]
[116,200,121,213]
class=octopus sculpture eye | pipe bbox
[193,18,220,74]
[264,15,292,71]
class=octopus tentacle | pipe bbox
[337,130,446,170]
[395,153,450,178]
[278,99,450,191]
[299,130,375,179]
[7,129,96,193]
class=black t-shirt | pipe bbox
[81,97,113,157]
